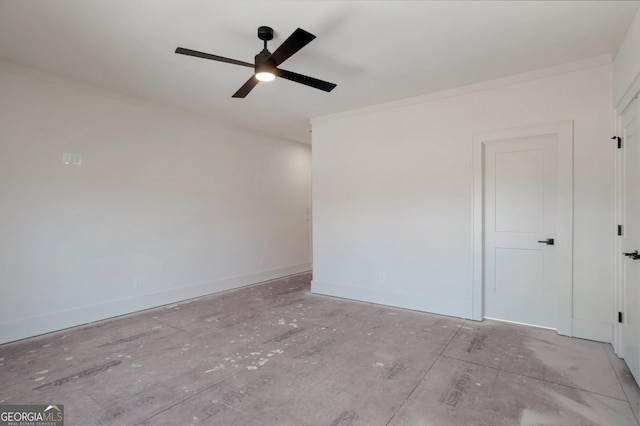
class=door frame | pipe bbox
[472,121,574,336]
[614,73,640,356]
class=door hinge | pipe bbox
[611,136,622,149]
[618,224,623,236]
[619,311,623,323]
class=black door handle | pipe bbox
[624,250,640,260]
[538,238,554,245]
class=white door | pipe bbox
[484,134,558,328]
[620,97,640,382]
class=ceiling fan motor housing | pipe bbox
[255,49,275,74]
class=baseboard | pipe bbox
[572,318,613,343]
[0,263,311,344]
[311,280,472,319]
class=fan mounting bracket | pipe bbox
[257,26,274,41]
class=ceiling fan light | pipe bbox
[256,71,275,82]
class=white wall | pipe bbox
[312,60,614,342]
[0,63,312,344]
[614,7,640,107]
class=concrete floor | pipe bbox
[1,272,638,425]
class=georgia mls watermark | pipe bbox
[0,405,63,426]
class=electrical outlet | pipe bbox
[62,152,82,166]
[133,277,142,289]
[378,272,386,282]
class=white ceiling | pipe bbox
[0,1,638,144]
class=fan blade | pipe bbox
[175,47,253,68]
[275,69,336,92]
[232,76,259,98]
[268,28,316,67]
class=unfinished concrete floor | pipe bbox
[1,272,638,425]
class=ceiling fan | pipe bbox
[175,26,337,98]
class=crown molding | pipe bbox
[311,54,612,125]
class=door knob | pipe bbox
[538,238,554,245]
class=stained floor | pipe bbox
[0,272,638,425]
